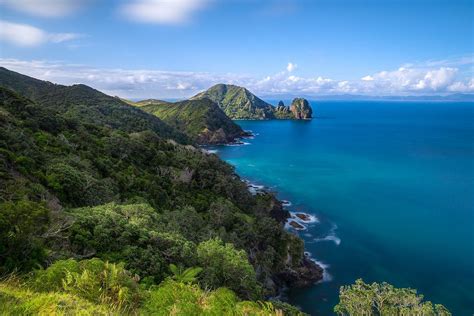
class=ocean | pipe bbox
[210,101,474,315]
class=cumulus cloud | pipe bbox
[0,20,82,46]
[361,75,374,81]
[120,0,210,25]
[363,66,465,93]
[447,79,474,92]
[0,0,88,17]
[286,62,297,72]
[0,58,472,99]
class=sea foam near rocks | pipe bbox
[285,211,319,231]
[313,224,341,246]
[225,141,251,147]
[304,252,332,283]
[290,211,320,224]
[242,179,265,195]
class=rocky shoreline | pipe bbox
[242,179,325,292]
[201,133,324,296]
[200,129,254,147]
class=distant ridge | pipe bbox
[192,84,314,120]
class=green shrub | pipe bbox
[67,203,197,282]
[142,279,278,316]
[334,279,451,316]
[0,200,49,273]
[46,162,88,206]
[142,280,203,315]
[169,264,202,284]
[31,258,142,312]
[197,238,260,300]
[29,259,80,292]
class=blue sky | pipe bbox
[0,0,473,98]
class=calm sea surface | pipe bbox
[211,101,474,315]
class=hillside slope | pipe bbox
[0,67,188,143]
[191,84,276,119]
[140,98,249,144]
[0,77,322,303]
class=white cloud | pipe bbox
[365,66,460,93]
[286,62,297,72]
[447,79,474,92]
[48,33,82,43]
[361,75,374,81]
[0,58,472,98]
[0,20,46,46]
[0,0,88,17]
[0,20,82,46]
[0,58,248,98]
[120,0,210,25]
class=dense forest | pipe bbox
[0,68,451,315]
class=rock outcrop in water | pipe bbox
[290,98,313,119]
[274,100,294,119]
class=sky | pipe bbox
[0,0,473,98]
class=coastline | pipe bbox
[241,177,326,294]
[201,132,326,299]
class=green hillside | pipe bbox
[134,98,172,106]
[0,69,451,316]
[0,67,188,143]
[192,84,314,120]
[0,69,321,314]
[191,83,276,119]
[140,98,248,144]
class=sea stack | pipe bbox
[290,98,313,119]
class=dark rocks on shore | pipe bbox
[269,195,291,223]
[241,130,254,138]
[288,220,305,230]
[241,181,324,291]
[280,257,324,287]
[294,213,311,222]
[198,129,254,145]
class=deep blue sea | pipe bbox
[211,101,474,315]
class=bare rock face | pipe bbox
[276,100,288,112]
[290,98,312,119]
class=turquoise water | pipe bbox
[212,101,474,315]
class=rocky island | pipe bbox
[275,98,313,119]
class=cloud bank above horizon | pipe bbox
[0,0,472,98]
[1,57,472,99]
